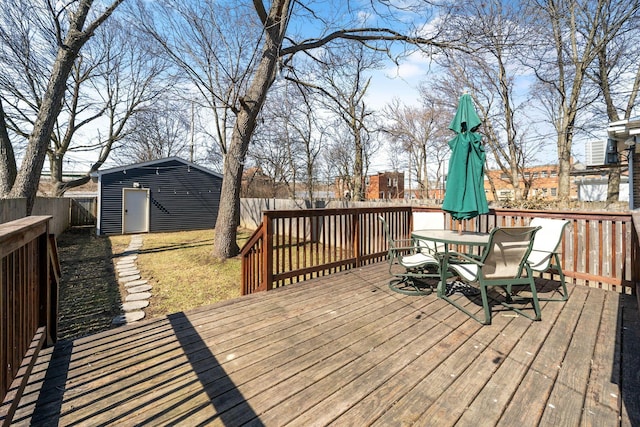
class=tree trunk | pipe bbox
[556,131,573,202]
[7,0,123,213]
[353,133,364,201]
[0,99,16,196]
[212,0,291,259]
[9,44,80,213]
[606,166,621,203]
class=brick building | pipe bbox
[365,171,405,200]
[484,164,578,202]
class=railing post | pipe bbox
[263,213,274,291]
[353,212,361,267]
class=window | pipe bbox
[551,170,558,177]
[551,188,557,196]
[498,189,513,200]
[524,172,531,178]
[500,173,508,179]
[533,172,539,178]
[541,171,547,178]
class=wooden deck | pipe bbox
[11,263,640,426]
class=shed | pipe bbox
[92,157,223,235]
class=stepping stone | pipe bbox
[116,261,135,268]
[115,262,136,269]
[126,311,146,322]
[124,279,148,288]
[127,284,152,294]
[125,292,152,302]
[122,300,149,311]
[118,267,139,275]
[119,254,138,261]
[119,274,141,284]
[117,263,137,270]
[119,271,140,279]
[112,311,146,325]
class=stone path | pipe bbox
[111,235,151,325]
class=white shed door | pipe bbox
[122,188,149,234]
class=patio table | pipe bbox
[411,229,490,298]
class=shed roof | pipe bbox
[90,157,223,179]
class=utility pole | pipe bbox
[190,99,195,162]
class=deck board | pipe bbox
[8,262,640,426]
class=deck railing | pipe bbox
[240,206,640,295]
[0,216,59,424]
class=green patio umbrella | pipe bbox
[442,93,489,224]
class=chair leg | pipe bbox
[499,280,541,322]
[538,254,569,302]
[529,279,542,321]
[440,282,490,325]
[389,277,433,296]
[479,284,492,325]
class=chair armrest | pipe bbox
[391,245,423,253]
[394,238,415,246]
[439,251,484,266]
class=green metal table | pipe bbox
[411,229,490,298]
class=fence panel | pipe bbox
[70,197,97,227]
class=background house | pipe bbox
[92,157,222,235]
[484,164,579,202]
[607,117,640,209]
[365,171,405,200]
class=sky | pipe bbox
[51,0,601,178]
[361,53,589,177]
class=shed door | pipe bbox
[122,188,149,234]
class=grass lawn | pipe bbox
[109,228,252,318]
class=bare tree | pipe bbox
[585,6,640,202]
[250,81,325,203]
[135,0,263,167]
[138,0,458,258]
[200,0,453,257]
[436,0,542,202]
[113,99,191,164]
[50,19,169,195]
[382,97,449,200]
[324,123,358,200]
[295,43,382,201]
[0,99,16,195]
[524,0,639,202]
[0,0,124,213]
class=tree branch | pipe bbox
[280,27,456,57]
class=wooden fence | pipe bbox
[240,206,640,296]
[0,198,71,236]
[0,216,59,425]
[70,197,97,227]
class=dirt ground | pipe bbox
[54,227,124,341]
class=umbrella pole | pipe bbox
[458,221,463,234]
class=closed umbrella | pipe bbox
[442,93,489,230]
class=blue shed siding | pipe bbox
[98,159,221,234]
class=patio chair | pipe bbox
[412,211,445,254]
[379,216,440,296]
[441,226,541,325]
[527,217,570,301]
